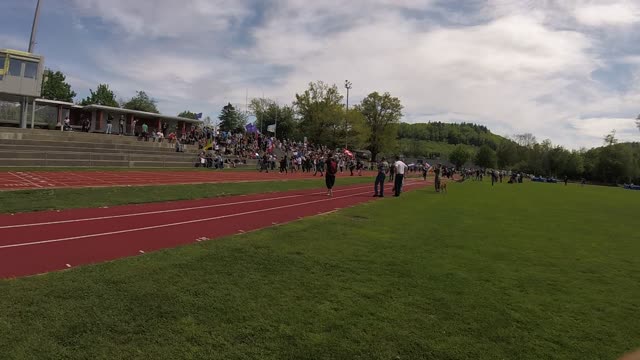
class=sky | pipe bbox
[2,0,640,149]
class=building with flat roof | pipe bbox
[0,48,201,134]
[25,100,202,135]
[0,49,45,128]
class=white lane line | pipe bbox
[8,172,42,188]
[0,182,411,230]
[23,172,54,188]
[0,189,374,250]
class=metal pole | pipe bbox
[31,98,36,129]
[29,0,42,53]
[344,80,352,150]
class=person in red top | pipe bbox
[325,152,338,197]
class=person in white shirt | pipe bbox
[393,156,408,197]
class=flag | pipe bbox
[267,124,276,133]
[245,123,258,133]
[196,113,203,119]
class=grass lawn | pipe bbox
[0,181,638,359]
[0,176,374,214]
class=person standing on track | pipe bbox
[314,156,325,177]
[393,156,408,197]
[374,157,389,197]
[325,152,338,197]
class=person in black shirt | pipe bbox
[162,122,168,137]
[325,153,338,197]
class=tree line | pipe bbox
[445,132,640,184]
[38,69,639,184]
[41,69,160,113]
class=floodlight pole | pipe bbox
[344,80,352,150]
[29,0,42,53]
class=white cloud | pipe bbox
[60,0,640,149]
[69,0,251,38]
[574,2,639,27]
[244,12,605,147]
[0,34,28,51]
[569,117,638,143]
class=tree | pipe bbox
[123,91,159,113]
[80,84,119,107]
[343,108,370,151]
[293,81,344,148]
[596,144,633,184]
[604,130,618,146]
[449,145,470,169]
[218,103,246,132]
[513,133,537,148]
[475,145,497,168]
[41,70,76,102]
[496,140,519,168]
[202,116,213,127]
[178,111,198,119]
[250,98,297,139]
[564,151,584,179]
[357,91,403,161]
[249,98,271,133]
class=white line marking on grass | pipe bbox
[0,183,385,229]
[0,190,372,250]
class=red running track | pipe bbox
[0,179,428,278]
[0,170,379,191]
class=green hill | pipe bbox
[394,122,639,184]
[396,122,508,159]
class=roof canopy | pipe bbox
[34,99,201,124]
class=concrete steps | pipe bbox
[0,140,198,156]
[0,128,200,168]
[0,158,195,168]
[0,143,194,156]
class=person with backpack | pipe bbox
[325,153,338,197]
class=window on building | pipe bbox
[8,58,24,77]
[24,61,38,79]
[0,53,5,81]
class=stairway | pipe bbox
[0,128,198,168]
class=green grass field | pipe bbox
[0,181,638,359]
[0,177,374,213]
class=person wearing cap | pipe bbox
[374,157,389,197]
